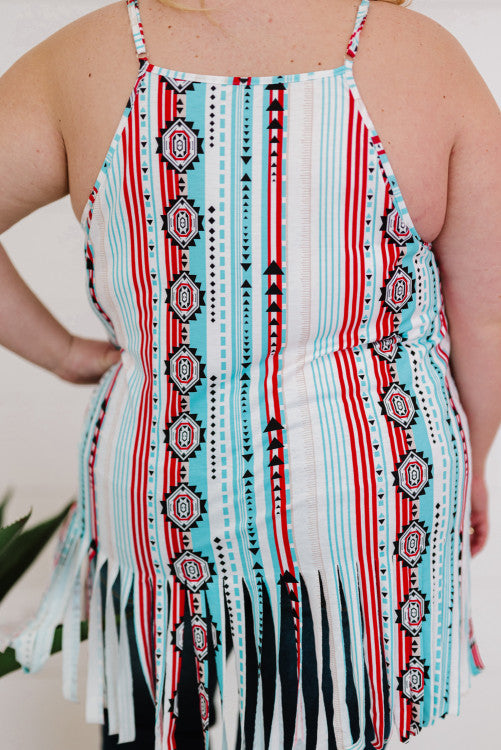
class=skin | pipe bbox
[0,0,500,557]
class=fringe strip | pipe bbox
[2,503,487,749]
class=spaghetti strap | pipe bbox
[6,0,485,743]
[126,0,147,61]
[345,0,371,61]
[127,0,370,70]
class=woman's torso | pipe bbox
[13,4,484,746]
[53,0,457,246]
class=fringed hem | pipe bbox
[0,504,487,749]
[8,503,88,680]
[1,503,220,748]
[1,504,139,744]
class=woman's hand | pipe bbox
[53,334,122,385]
[469,474,489,558]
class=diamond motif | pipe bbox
[161,482,203,530]
[166,272,204,323]
[394,450,431,500]
[382,383,416,427]
[384,267,413,313]
[166,345,204,394]
[172,550,212,593]
[397,588,428,636]
[381,207,413,246]
[395,520,428,567]
[161,197,203,249]
[164,412,204,460]
[156,118,203,172]
[398,656,428,702]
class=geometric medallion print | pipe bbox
[166,271,205,323]
[192,615,210,660]
[155,118,203,173]
[380,207,413,247]
[160,482,204,530]
[161,196,204,249]
[173,619,185,653]
[174,616,218,660]
[171,550,214,593]
[383,266,414,313]
[396,587,430,636]
[381,382,417,428]
[393,450,432,500]
[394,520,429,567]
[32,0,487,747]
[161,76,195,94]
[164,412,205,460]
[409,721,421,739]
[166,344,205,394]
[372,331,403,362]
[397,656,429,702]
[199,683,210,728]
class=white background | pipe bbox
[0,1,499,748]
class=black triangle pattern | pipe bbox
[259,578,277,749]
[337,568,360,743]
[299,572,319,749]
[242,577,259,749]
[278,572,300,750]
[318,570,337,749]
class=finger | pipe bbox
[470,528,488,557]
[103,349,122,369]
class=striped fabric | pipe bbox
[6,0,485,747]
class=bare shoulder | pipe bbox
[0,1,135,231]
[367,0,467,52]
[366,1,493,102]
[2,1,136,129]
[34,1,133,84]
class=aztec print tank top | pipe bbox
[6,0,485,748]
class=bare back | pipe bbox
[1,5,500,747]
[53,0,457,245]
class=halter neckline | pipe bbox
[125,0,371,86]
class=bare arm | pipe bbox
[0,37,120,382]
[0,37,75,375]
[432,34,501,480]
[0,241,74,376]
[432,28,501,557]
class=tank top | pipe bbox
[4,0,485,748]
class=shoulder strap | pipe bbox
[345,0,371,61]
[126,0,148,61]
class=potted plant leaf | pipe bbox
[0,487,87,677]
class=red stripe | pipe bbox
[87,363,123,560]
[469,618,485,669]
[345,124,415,738]
[85,241,114,330]
[340,98,387,745]
[263,85,301,678]
[122,87,156,691]
[155,80,191,745]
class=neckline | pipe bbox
[140,58,350,87]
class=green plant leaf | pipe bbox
[0,500,74,603]
[0,511,32,561]
[0,620,89,678]
[0,487,14,527]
